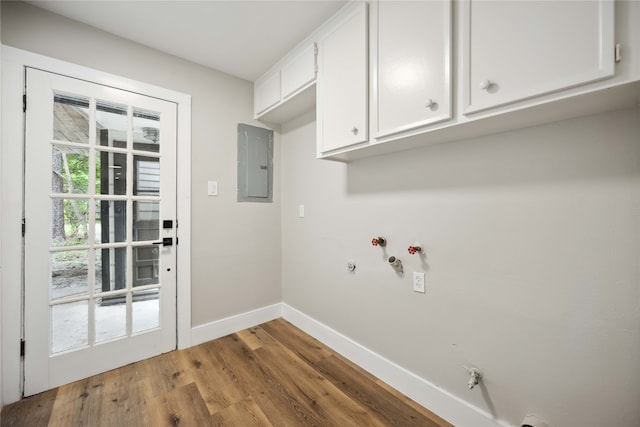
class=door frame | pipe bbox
[1,46,192,403]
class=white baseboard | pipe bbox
[282,304,514,427]
[190,303,282,346]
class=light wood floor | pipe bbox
[1,318,452,426]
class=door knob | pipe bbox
[424,99,434,108]
[351,126,359,135]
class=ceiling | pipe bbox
[25,0,347,82]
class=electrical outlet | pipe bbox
[413,272,425,293]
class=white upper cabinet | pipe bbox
[282,43,317,100]
[462,0,615,114]
[254,40,318,122]
[375,0,451,138]
[254,69,281,115]
[317,3,369,154]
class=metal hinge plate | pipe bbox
[22,218,26,237]
[20,339,25,357]
[615,43,622,63]
[23,94,27,112]
[314,42,319,75]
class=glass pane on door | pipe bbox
[51,250,91,301]
[133,108,160,152]
[53,94,90,144]
[97,101,128,148]
[51,301,88,353]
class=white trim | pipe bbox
[1,45,191,402]
[191,303,282,346]
[282,304,515,427]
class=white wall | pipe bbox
[281,108,640,427]
[1,0,282,403]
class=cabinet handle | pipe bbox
[479,80,493,90]
[424,99,434,108]
[351,126,359,135]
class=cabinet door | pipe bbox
[318,3,368,153]
[254,70,281,115]
[376,0,451,137]
[463,0,614,114]
[282,42,317,100]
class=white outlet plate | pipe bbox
[413,272,425,293]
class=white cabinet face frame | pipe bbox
[317,2,369,155]
[374,0,452,139]
[462,0,615,115]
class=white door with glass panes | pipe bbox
[24,68,177,396]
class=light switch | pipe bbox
[207,181,218,196]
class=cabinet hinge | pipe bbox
[615,43,622,63]
[176,237,179,245]
[21,218,26,237]
[20,339,25,357]
[23,94,27,113]
[314,42,319,76]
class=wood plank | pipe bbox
[260,318,333,364]
[210,398,272,426]
[208,334,328,426]
[235,325,274,350]
[137,351,194,398]
[314,354,450,427]
[0,388,57,426]
[147,382,213,427]
[47,373,107,427]
[176,343,245,414]
[94,374,154,427]
[376,380,453,427]
[253,339,388,427]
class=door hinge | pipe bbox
[21,218,26,237]
[314,42,318,56]
[615,43,622,63]
[22,94,27,112]
[176,237,179,245]
[20,339,25,357]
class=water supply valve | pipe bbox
[408,244,423,255]
[371,236,387,247]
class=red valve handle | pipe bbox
[372,238,379,246]
[408,245,422,255]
